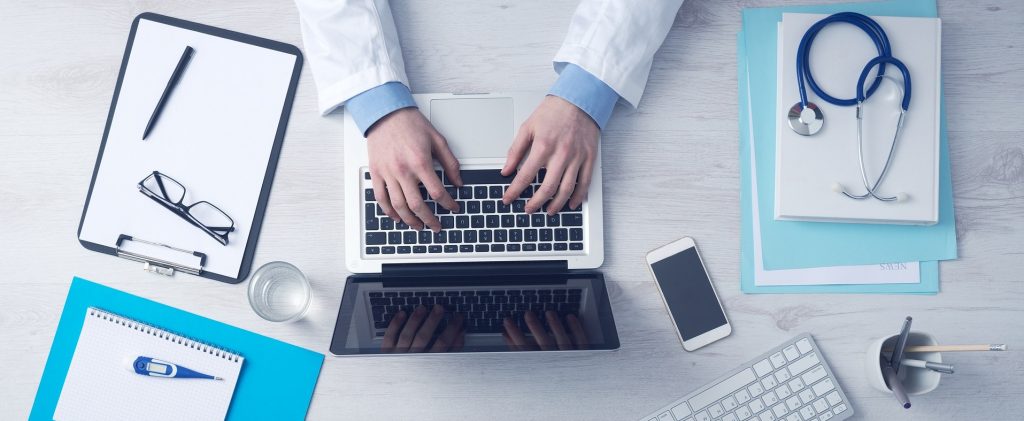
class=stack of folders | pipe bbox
[738,0,957,294]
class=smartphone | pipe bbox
[646,237,731,351]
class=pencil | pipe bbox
[884,344,1007,353]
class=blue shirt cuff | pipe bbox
[548,64,620,130]
[345,82,418,136]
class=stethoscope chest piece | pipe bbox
[787,101,824,136]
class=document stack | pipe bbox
[737,0,957,294]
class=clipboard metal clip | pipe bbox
[116,235,207,276]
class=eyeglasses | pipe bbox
[138,171,235,245]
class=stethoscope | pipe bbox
[787,12,912,202]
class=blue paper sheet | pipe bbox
[740,32,938,294]
[31,277,323,420]
[742,0,958,270]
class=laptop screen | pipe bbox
[329,272,619,355]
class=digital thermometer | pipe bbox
[129,356,222,380]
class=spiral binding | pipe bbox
[88,308,242,363]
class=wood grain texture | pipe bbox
[1,0,1022,419]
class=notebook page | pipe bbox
[54,308,243,421]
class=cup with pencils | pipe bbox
[865,317,1008,406]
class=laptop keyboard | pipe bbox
[362,169,585,256]
[368,288,584,335]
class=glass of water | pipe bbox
[247,261,311,323]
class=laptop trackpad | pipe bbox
[429,98,513,159]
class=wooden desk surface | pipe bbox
[1,1,1021,419]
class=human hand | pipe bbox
[501,96,599,215]
[502,310,589,351]
[367,108,463,232]
[381,304,465,353]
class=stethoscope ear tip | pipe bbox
[895,193,909,202]
[830,182,844,193]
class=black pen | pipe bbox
[142,45,194,140]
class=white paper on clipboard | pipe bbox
[79,17,297,279]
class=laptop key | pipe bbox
[521,185,534,198]
[501,215,514,227]
[366,247,380,254]
[382,246,396,254]
[413,245,427,253]
[364,172,371,180]
[366,232,386,245]
[488,186,502,199]
[523,243,537,251]
[461,169,515,185]
[397,246,411,254]
[397,221,410,230]
[494,229,508,242]
[479,230,493,243]
[404,231,417,244]
[441,216,455,229]
[532,214,546,227]
[474,186,488,198]
[460,245,474,253]
[570,228,583,241]
[516,214,530,227]
[444,245,458,253]
[449,231,462,243]
[491,244,506,252]
[429,245,442,253]
[540,229,553,242]
[486,215,500,227]
[380,217,394,230]
[539,243,552,251]
[456,215,470,228]
[525,229,538,242]
[458,186,473,199]
[434,231,447,244]
[464,231,477,243]
[513,200,527,213]
[554,243,568,251]
[471,215,485,228]
[510,229,523,242]
[388,232,402,244]
[467,201,481,214]
[570,242,583,250]
[365,189,375,201]
[475,244,489,252]
[507,244,521,251]
[562,214,583,226]
[419,231,433,244]
[555,228,568,241]
[547,214,560,227]
[498,201,511,213]
[482,200,496,213]
[366,217,379,231]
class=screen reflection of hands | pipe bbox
[381,304,465,353]
[503,310,589,351]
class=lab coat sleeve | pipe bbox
[294,0,410,116]
[553,0,684,108]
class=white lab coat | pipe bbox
[294,0,684,116]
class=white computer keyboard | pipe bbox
[640,334,853,421]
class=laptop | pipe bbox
[330,92,619,355]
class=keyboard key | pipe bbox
[482,200,496,213]
[772,403,788,418]
[785,396,801,412]
[670,403,692,420]
[364,188,374,201]
[687,368,757,412]
[531,214,546,227]
[798,389,815,405]
[444,245,458,253]
[449,231,462,243]
[801,366,827,387]
[486,215,500,227]
[380,217,394,230]
[748,383,764,397]
[540,229,553,242]
[418,231,432,244]
[722,396,738,411]
[413,246,427,253]
[509,229,523,242]
[523,243,536,251]
[538,243,552,251]
[507,244,521,251]
[388,232,402,244]
[513,200,527,213]
[516,214,530,227]
[555,228,568,241]
[382,246,395,254]
[479,230,492,242]
[812,378,835,397]
[709,403,724,418]
[366,217,379,231]
[428,245,442,253]
[501,215,515,227]
[472,215,485,228]
[547,214,560,227]
[363,171,371,180]
[460,245,473,253]
[475,244,488,252]
[570,242,584,250]
[464,231,477,243]
[554,243,568,251]
[796,338,812,354]
[736,405,752,420]
[494,229,508,242]
[458,186,473,199]
[491,244,505,252]
[366,247,380,254]
[498,201,511,213]
[474,186,488,198]
[403,231,417,244]
[812,398,828,414]
[735,390,751,404]
[525,229,538,242]
[433,231,447,243]
[799,406,815,420]
[770,352,787,368]
[562,213,583,226]
[456,216,469,228]
[788,378,804,393]
[748,398,765,414]
[461,169,515,185]
[775,370,791,384]
[783,345,800,362]
[787,353,819,377]
[833,403,847,414]
[441,216,455,229]
[365,232,386,245]
[467,201,481,213]
[825,391,841,406]
[489,186,503,198]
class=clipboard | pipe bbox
[77,13,302,283]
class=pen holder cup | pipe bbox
[865,331,942,395]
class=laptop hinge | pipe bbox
[381,260,568,278]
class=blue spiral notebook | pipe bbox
[31,277,323,420]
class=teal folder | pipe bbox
[31,277,323,420]
[740,30,938,294]
[741,0,958,271]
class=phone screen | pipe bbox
[651,247,727,341]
